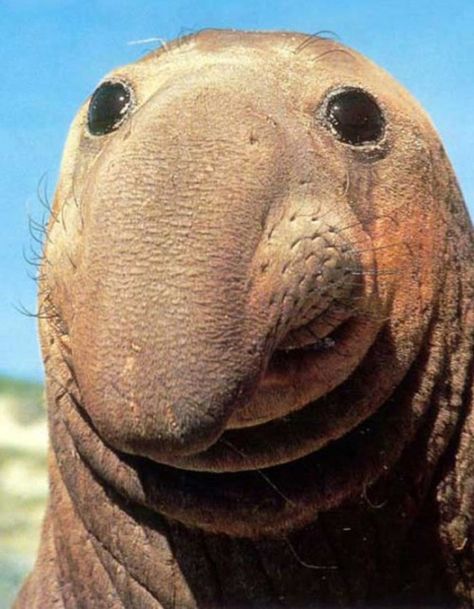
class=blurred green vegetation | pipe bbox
[0,375,47,608]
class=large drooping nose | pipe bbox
[70,70,294,459]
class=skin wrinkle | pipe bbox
[51,406,192,609]
[14,29,474,609]
[89,532,164,608]
[50,463,105,608]
[55,446,161,608]
[73,522,126,608]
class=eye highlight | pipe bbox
[324,88,385,146]
[87,81,132,136]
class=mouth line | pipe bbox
[225,312,367,434]
[263,323,343,382]
[277,335,337,354]
[128,384,400,536]
[150,316,388,478]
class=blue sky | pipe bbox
[1,0,473,381]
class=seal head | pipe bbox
[40,30,473,537]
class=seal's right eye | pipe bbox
[87,81,132,136]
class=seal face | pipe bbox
[38,30,473,545]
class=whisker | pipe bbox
[60,200,68,231]
[333,212,401,234]
[361,484,387,510]
[28,220,46,248]
[283,536,338,571]
[348,241,405,256]
[293,30,340,55]
[349,270,402,277]
[37,173,61,225]
[127,37,168,47]
[65,251,77,270]
[36,172,51,212]
[13,301,55,320]
[71,183,85,230]
[221,439,296,507]
[25,267,43,284]
[28,214,47,235]
[22,245,42,269]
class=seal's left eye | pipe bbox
[324,88,385,146]
[87,81,132,136]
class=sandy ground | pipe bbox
[0,384,48,608]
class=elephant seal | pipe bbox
[15,29,473,608]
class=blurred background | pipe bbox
[0,0,473,606]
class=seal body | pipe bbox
[15,30,473,608]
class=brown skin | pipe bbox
[15,30,473,608]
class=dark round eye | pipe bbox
[87,81,132,136]
[325,89,385,145]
